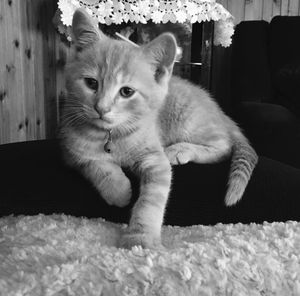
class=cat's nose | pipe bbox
[94,105,111,119]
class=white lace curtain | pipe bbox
[57,0,234,47]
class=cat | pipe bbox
[59,9,258,249]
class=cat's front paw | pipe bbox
[119,232,162,250]
[165,144,193,165]
[101,175,132,207]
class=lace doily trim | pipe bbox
[57,0,234,47]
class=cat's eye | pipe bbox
[119,86,135,98]
[84,77,98,91]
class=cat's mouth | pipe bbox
[91,117,114,129]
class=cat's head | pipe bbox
[64,8,177,131]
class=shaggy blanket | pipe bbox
[1,215,300,296]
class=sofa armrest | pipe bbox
[234,102,300,168]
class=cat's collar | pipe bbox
[104,129,112,153]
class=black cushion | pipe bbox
[269,16,300,117]
[2,140,300,225]
[231,16,300,169]
[231,21,272,104]
[234,102,300,168]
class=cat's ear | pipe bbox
[72,8,104,50]
[143,33,177,81]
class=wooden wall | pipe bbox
[219,0,300,24]
[0,0,299,144]
[0,0,58,145]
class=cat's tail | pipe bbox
[225,133,258,206]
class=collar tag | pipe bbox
[104,130,112,153]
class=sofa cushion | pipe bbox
[234,102,300,168]
[269,16,300,117]
[231,21,272,104]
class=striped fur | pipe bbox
[60,9,258,249]
[225,134,258,206]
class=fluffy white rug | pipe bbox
[1,215,300,296]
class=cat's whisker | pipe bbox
[61,111,88,127]
[63,101,96,116]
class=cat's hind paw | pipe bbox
[164,144,193,165]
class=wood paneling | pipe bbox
[281,0,289,14]
[0,0,300,144]
[228,0,245,25]
[263,0,274,21]
[0,0,57,144]
[288,0,300,15]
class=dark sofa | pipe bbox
[1,16,300,225]
[231,16,300,168]
[1,139,300,226]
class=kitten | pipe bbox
[59,9,258,249]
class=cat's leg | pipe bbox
[119,151,172,249]
[165,139,231,165]
[82,161,132,207]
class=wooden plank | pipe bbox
[227,0,245,25]
[17,0,28,142]
[273,0,282,17]
[13,0,27,142]
[253,0,264,19]
[245,0,255,20]
[262,0,274,21]
[245,0,264,20]
[30,1,47,140]
[55,38,71,124]
[0,1,4,143]
[38,0,59,139]
[27,0,47,140]
[281,0,290,15]
[0,1,8,144]
[272,0,282,17]
[2,0,27,143]
[289,0,299,15]
[1,0,13,144]
[19,0,37,141]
